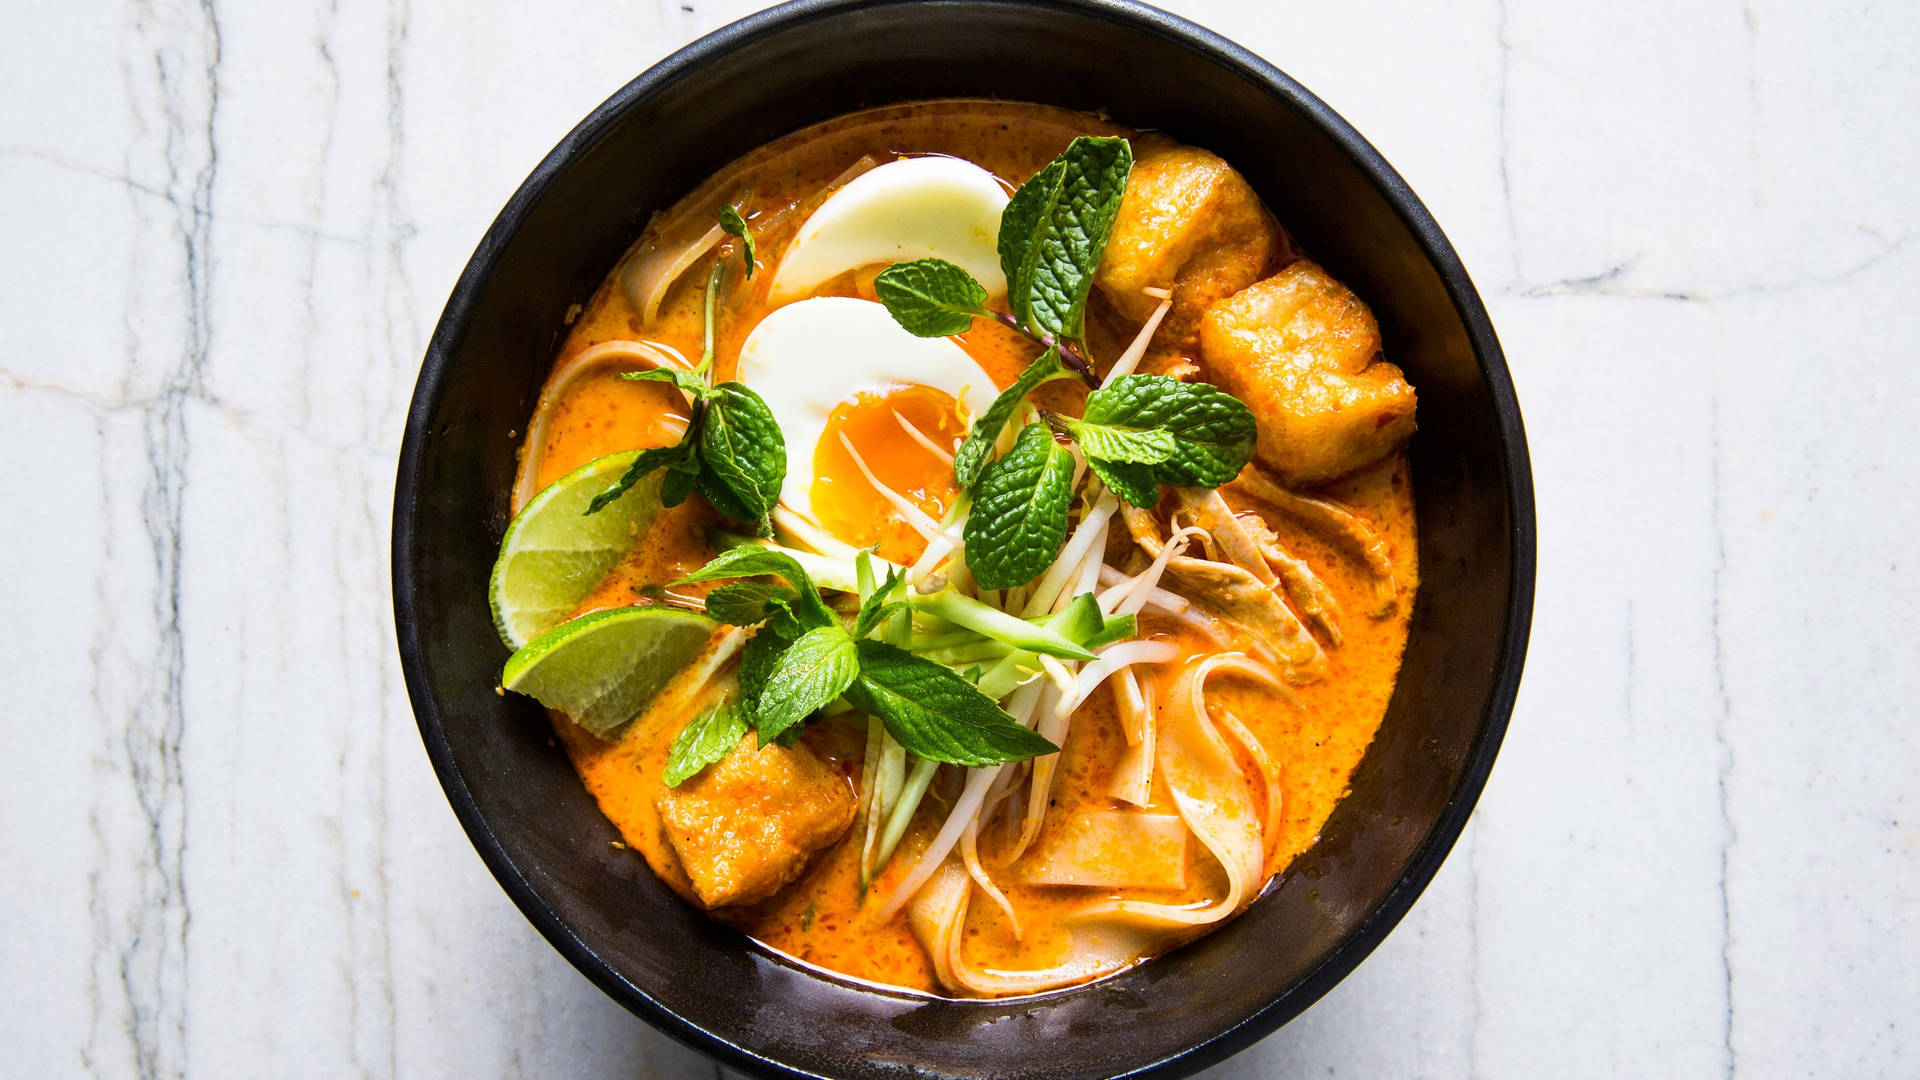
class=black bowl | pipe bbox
[391,1,1534,1076]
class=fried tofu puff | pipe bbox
[1095,142,1283,356]
[1199,261,1416,485]
[656,734,857,908]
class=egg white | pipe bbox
[768,156,1010,304]
[734,297,997,520]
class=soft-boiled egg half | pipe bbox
[735,297,998,564]
[768,156,1011,304]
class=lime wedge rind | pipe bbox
[489,450,664,650]
[502,606,718,738]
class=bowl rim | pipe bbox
[391,0,1536,1075]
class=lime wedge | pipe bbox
[490,450,663,650]
[502,606,718,738]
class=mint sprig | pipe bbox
[586,440,700,516]
[703,581,798,634]
[873,258,989,337]
[674,546,1057,766]
[589,376,786,531]
[755,624,859,744]
[1061,417,1176,464]
[695,382,786,529]
[675,545,836,631]
[844,641,1058,767]
[951,348,1072,488]
[998,136,1133,344]
[664,698,750,787]
[963,422,1077,590]
[736,624,793,718]
[1083,456,1159,508]
[1083,374,1256,489]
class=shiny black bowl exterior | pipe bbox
[391,1,1534,1076]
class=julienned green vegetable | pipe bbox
[872,135,1259,587]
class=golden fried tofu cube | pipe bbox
[1199,261,1417,485]
[655,735,855,908]
[1096,142,1280,345]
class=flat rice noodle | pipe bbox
[627,222,726,328]
[1014,810,1188,889]
[908,862,1150,996]
[1105,673,1157,806]
[1212,707,1285,872]
[1074,653,1264,929]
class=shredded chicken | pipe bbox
[1229,465,1401,616]
[1173,487,1341,643]
[1121,505,1326,682]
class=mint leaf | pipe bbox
[756,625,859,743]
[585,436,697,515]
[1066,418,1177,464]
[1083,374,1257,487]
[704,581,798,634]
[875,258,990,337]
[718,204,756,279]
[1085,456,1160,508]
[664,700,749,787]
[737,623,794,714]
[998,136,1133,343]
[963,422,1076,590]
[660,452,702,507]
[845,640,1058,766]
[951,348,1071,488]
[674,546,836,631]
[622,367,712,398]
[696,382,786,534]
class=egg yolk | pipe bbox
[811,384,968,565]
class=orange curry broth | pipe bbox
[516,100,1417,996]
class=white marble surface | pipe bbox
[3,0,1916,1076]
